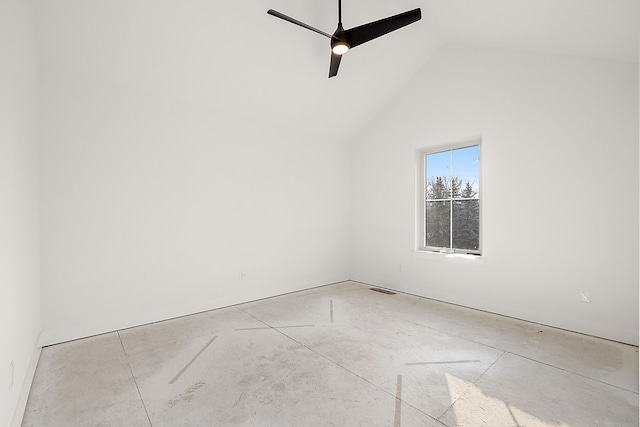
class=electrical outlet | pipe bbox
[9,361,14,390]
[580,290,591,303]
[238,271,246,280]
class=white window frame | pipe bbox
[416,137,482,256]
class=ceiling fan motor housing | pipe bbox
[331,24,350,54]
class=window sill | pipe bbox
[413,250,484,265]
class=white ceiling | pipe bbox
[34,0,639,143]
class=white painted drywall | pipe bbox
[349,45,639,345]
[38,67,350,345]
[0,1,41,425]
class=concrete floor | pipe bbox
[22,281,638,426]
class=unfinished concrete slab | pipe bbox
[22,281,638,426]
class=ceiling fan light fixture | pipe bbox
[332,43,349,55]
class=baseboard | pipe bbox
[11,344,42,427]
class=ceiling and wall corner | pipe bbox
[33,0,443,145]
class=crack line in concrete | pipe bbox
[234,325,315,331]
[405,360,481,366]
[117,331,154,426]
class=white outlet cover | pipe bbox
[580,290,591,303]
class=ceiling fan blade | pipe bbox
[344,8,421,48]
[329,52,342,78]
[267,9,334,39]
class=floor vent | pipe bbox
[370,288,396,295]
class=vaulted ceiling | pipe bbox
[35,0,639,143]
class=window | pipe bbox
[418,139,481,255]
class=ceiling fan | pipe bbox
[267,0,421,78]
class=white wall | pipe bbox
[0,1,41,425]
[38,67,350,345]
[350,45,639,345]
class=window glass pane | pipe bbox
[452,199,479,250]
[426,200,450,248]
[421,142,480,253]
[426,151,450,200]
[451,146,479,198]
